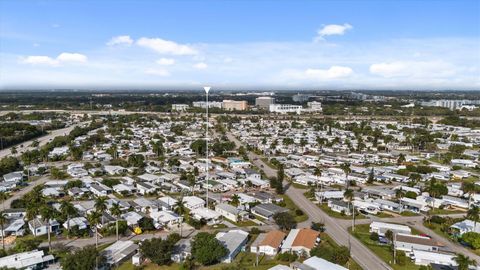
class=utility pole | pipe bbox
[204,86,210,210]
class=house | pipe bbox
[183,196,205,210]
[122,211,144,226]
[281,228,320,255]
[216,230,249,263]
[158,196,178,210]
[315,191,344,202]
[450,219,480,236]
[3,218,25,236]
[90,182,113,196]
[3,171,23,183]
[136,182,159,195]
[150,210,182,229]
[104,165,127,175]
[63,217,89,230]
[190,208,221,225]
[171,238,192,263]
[373,199,402,213]
[291,256,348,270]
[49,146,69,158]
[327,200,352,215]
[0,250,55,269]
[369,222,411,236]
[400,197,430,213]
[394,233,443,254]
[250,230,286,256]
[252,203,289,220]
[412,250,456,266]
[28,218,60,236]
[215,203,248,223]
[103,240,139,266]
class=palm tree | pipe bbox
[87,211,102,248]
[454,254,477,270]
[467,205,480,230]
[231,194,240,207]
[94,196,107,226]
[340,163,351,188]
[0,212,6,250]
[40,205,55,252]
[0,192,7,211]
[174,199,186,216]
[344,189,355,231]
[462,182,476,208]
[110,203,122,241]
[60,200,77,237]
[396,189,405,213]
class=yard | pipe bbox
[279,194,309,223]
[349,224,421,270]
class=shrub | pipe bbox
[370,232,379,241]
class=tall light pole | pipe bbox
[204,86,211,210]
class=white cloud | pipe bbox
[57,53,88,63]
[285,66,353,81]
[137,37,197,55]
[22,56,59,66]
[144,68,170,77]
[21,52,87,66]
[369,60,456,78]
[156,58,175,65]
[315,23,352,41]
[193,62,208,69]
[107,35,134,46]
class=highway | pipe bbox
[0,122,86,159]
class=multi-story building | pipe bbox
[307,101,322,112]
[269,104,302,114]
[255,96,275,110]
[222,100,248,111]
[192,101,223,109]
[171,104,189,111]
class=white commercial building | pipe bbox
[172,104,189,111]
[269,104,302,114]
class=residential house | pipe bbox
[251,203,289,220]
[215,203,249,223]
[250,230,286,256]
[394,233,443,254]
[281,228,320,255]
[216,230,249,263]
[369,222,411,236]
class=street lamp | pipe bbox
[204,86,211,210]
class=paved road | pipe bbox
[3,175,51,209]
[0,122,86,159]
[226,131,392,270]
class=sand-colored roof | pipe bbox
[292,228,320,249]
[396,233,443,247]
[260,230,286,248]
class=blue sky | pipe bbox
[1,0,479,90]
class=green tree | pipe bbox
[40,205,55,252]
[191,232,228,266]
[61,245,105,270]
[454,254,477,270]
[60,200,77,237]
[0,213,6,250]
[467,205,480,229]
[340,162,351,188]
[273,212,297,230]
[140,233,180,266]
[87,211,101,248]
[461,232,480,249]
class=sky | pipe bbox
[0,0,479,90]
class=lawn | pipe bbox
[279,194,309,223]
[291,182,309,189]
[429,208,465,215]
[318,203,366,220]
[349,224,420,270]
[375,212,394,218]
[400,211,419,216]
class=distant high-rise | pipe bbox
[222,100,248,111]
[255,96,275,110]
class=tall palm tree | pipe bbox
[110,203,122,241]
[467,205,480,230]
[174,198,186,216]
[87,211,102,248]
[396,189,405,213]
[344,189,355,231]
[0,192,7,211]
[0,212,6,250]
[340,163,351,188]
[60,200,77,237]
[231,194,240,207]
[40,205,55,252]
[454,254,477,270]
[462,182,476,209]
[94,196,107,226]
